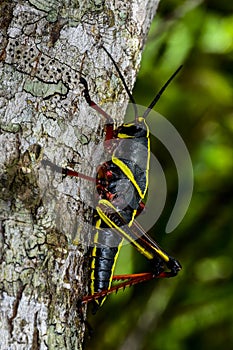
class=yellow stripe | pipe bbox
[98,199,137,225]
[112,119,150,199]
[151,247,170,262]
[90,218,101,295]
[94,236,123,307]
[117,133,135,138]
[121,122,135,128]
[96,200,154,260]
[144,119,150,196]
[90,214,124,305]
[99,238,123,307]
[97,199,170,263]
[112,156,146,198]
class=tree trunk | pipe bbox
[0,1,159,348]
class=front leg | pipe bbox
[80,77,113,124]
[80,77,115,142]
[41,159,95,182]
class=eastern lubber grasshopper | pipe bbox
[49,46,182,312]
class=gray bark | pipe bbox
[0,1,159,349]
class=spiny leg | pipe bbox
[81,270,174,305]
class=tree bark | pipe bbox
[0,1,159,348]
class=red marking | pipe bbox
[105,192,116,201]
[91,103,113,124]
[106,170,113,178]
[65,169,95,183]
[104,124,114,141]
[136,201,145,216]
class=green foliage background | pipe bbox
[85,1,233,349]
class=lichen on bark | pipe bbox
[0,0,159,348]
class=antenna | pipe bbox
[142,65,183,119]
[101,45,138,119]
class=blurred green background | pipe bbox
[85,1,233,349]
